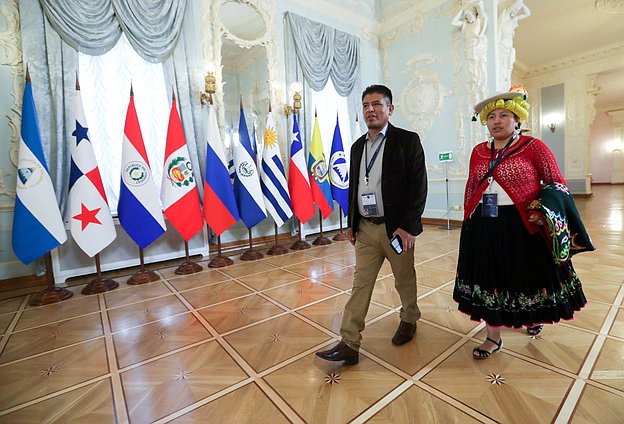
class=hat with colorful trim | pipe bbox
[473,84,530,125]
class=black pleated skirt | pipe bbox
[453,204,587,328]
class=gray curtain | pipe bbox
[285,12,359,97]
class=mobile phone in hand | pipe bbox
[390,235,403,255]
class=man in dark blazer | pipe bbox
[316,84,427,365]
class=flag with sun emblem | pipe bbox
[260,111,292,227]
[329,115,348,215]
[161,95,204,241]
[67,82,116,257]
[307,114,333,219]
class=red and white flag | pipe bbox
[161,96,204,241]
[67,86,116,257]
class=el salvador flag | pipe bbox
[12,74,67,264]
[329,115,349,214]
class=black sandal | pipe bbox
[473,337,503,359]
[527,325,543,336]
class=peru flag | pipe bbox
[118,91,166,248]
[67,85,116,257]
[288,115,315,224]
[161,96,203,241]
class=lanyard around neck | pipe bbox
[365,135,387,185]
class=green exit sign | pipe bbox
[438,151,453,162]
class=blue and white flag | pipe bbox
[260,111,292,227]
[233,103,266,228]
[12,76,67,264]
[329,115,349,214]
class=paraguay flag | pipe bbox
[12,72,67,264]
[308,115,333,219]
[233,103,267,228]
[68,84,116,257]
[118,91,166,248]
[161,95,204,241]
[288,115,315,224]
[203,105,239,236]
[329,115,349,215]
[260,111,292,227]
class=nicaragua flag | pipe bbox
[329,115,349,215]
[161,96,204,241]
[287,114,315,224]
[260,111,293,227]
[203,105,239,236]
[308,115,334,219]
[233,103,267,228]
[118,91,166,248]
[68,85,116,257]
[12,74,67,264]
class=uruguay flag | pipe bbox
[12,74,67,264]
[329,115,349,215]
[287,115,315,224]
[118,92,166,248]
[260,111,292,227]
[233,103,267,228]
[203,105,239,236]
[68,85,116,257]
[308,115,333,219]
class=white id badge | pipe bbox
[361,192,379,216]
[481,188,498,218]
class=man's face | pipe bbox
[362,93,393,132]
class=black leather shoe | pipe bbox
[315,341,359,365]
[392,321,416,345]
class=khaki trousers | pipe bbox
[340,219,421,351]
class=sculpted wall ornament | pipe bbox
[497,0,530,90]
[595,0,624,13]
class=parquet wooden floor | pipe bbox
[0,185,622,423]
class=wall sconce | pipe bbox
[200,66,216,107]
[544,112,563,133]
[284,81,303,117]
[547,122,556,133]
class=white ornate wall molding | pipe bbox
[0,0,22,199]
[595,0,624,13]
[291,0,376,31]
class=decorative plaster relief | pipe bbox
[595,0,624,13]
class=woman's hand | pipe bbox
[528,212,544,226]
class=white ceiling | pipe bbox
[514,0,624,108]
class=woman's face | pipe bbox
[486,108,518,142]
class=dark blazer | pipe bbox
[348,123,427,239]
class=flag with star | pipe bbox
[288,114,314,224]
[67,82,116,257]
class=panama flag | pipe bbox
[233,103,267,228]
[287,115,315,224]
[12,73,67,264]
[203,105,239,236]
[67,86,116,257]
[161,96,203,241]
[307,115,334,219]
[260,111,293,227]
[118,91,166,248]
[329,115,349,215]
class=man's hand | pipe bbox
[393,228,415,251]
[347,228,356,246]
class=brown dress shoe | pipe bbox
[315,341,359,365]
[392,321,416,345]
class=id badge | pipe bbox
[482,191,498,218]
[361,192,379,216]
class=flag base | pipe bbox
[175,260,203,275]
[240,248,263,261]
[82,277,119,295]
[208,254,233,268]
[127,270,160,285]
[267,244,288,255]
[29,287,74,306]
[332,231,349,241]
[313,235,332,246]
[291,239,311,250]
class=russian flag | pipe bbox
[203,105,239,236]
[308,115,333,219]
[118,91,166,248]
[287,115,315,224]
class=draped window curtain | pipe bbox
[19,0,205,211]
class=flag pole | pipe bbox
[291,218,311,250]
[127,247,160,285]
[267,222,288,255]
[82,253,119,295]
[313,210,331,245]
[29,252,74,306]
[241,227,263,260]
[209,234,233,268]
[333,206,349,241]
[175,239,203,275]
